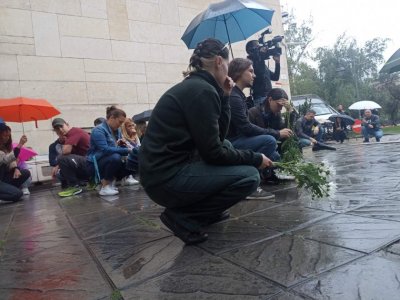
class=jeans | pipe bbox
[298,129,323,148]
[231,135,280,162]
[145,161,259,232]
[58,154,90,187]
[88,153,134,182]
[0,167,30,202]
[362,127,383,141]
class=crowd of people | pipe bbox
[0,37,384,246]
[0,106,142,202]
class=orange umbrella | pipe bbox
[0,97,60,132]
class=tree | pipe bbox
[284,12,316,95]
[315,34,388,108]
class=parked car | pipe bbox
[291,94,338,123]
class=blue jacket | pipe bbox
[86,121,129,162]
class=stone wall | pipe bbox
[0,0,287,154]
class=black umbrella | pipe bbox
[328,114,355,126]
[380,48,400,74]
[132,109,152,123]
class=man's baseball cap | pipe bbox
[52,118,66,128]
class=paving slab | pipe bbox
[239,204,334,232]
[221,235,363,287]
[293,253,400,300]
[295,214,400,253]
[121,256,282,300]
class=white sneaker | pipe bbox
[22,187,30,195]
[125,175,139,185]
[111,180,119,191]
[99,185,119,196]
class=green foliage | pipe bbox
[285,10,397,121]
[274,161,331,199]
[111,290,123,300]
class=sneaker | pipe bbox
[58,186,83,197]
[86,181,97,191]
[21,187,30,195]
[99,185,119,196]
[125,175,139,185]
[246,187,275,200]
[363,139,369,143]
[111,180,119,191]
[160,211,208,245]
[376,138,380,142]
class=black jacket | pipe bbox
[295,117,320,139]
[248,53,280,99]
[139,71,263,189]
[362,114,381,129]
[227,86,277,140]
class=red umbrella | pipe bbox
[0,97,60,132]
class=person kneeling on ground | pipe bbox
[139,38,272,245]
[295,109,323,149]
[52,118,91,197]
[361,109,383,143]
[87,106,136,196]
[0,123,31,202]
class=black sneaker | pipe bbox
[160,211,208,245]
[363,139,369,143]
[376,138,380,142]
[202,210,230,226]
[246,187,275,200]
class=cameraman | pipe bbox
[246,40,280,107]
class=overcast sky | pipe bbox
[283,0,399,67]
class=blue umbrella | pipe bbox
[181,0,274,55]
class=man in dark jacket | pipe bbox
[139,39,272,245]
[362,109,383,142]
[52,118,90,197]
[248,88,295,146]
[246,40,280,107]
[295,109,323,148]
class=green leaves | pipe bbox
[274,160,331,199]
[278,135,331,200]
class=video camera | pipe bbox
[252,28,284,59]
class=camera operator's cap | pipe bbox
[52,117,66,128]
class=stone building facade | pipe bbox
[0,0,287,154]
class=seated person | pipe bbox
[87,106,136,196]
[0,124,31,202]
[361,109,383,142]
[93,117,106,127]
[227,58,279,189]
[248,88,296,151]
[52,118,91,197]
[49,131,66,187]
[120,118,140,185]
[332,117,347,143]
[295,109,323,148]
[135,121,147,143]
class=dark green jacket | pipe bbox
[139,70,263,189]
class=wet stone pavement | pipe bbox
[1,135,400,299]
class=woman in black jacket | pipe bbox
[139,38,272,244]
[0,124,31,202]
